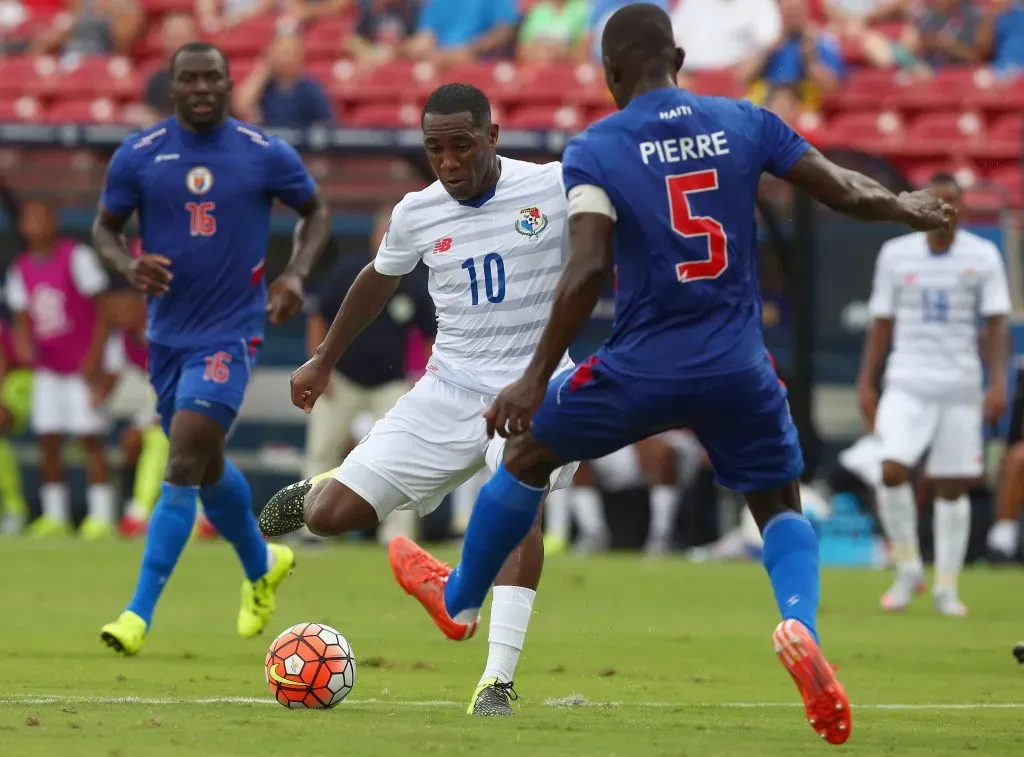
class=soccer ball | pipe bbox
[265,622,356,709]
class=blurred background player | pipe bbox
[543,433,703,555]
[83,275,172,539]
[0,313,31,534]
[301,204,435,544]
[858,172,1010,617]
[6,200,114,539]
[93,40,330,654]
[260,83,578,717]
[390,4,956,745]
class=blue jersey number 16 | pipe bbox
[461,253,506,305]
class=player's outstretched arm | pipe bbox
[783,148,956,232]
[290,263,401,412]
[92,207,172,296]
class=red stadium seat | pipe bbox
[45,98,119,124]
[0,96,44,122]
[817,110,905,153]
[204,17,277,58]
[825,68,899,110]
[328,61,437,104]
[987,165,1023,207]
[891,68,978,111]
[304,17,353,62]
[346,102,420,128]
[441,62,522,102]
[905,161,980,189]
[505,104,582,131]
[0,55,60,98]
[982,113,1023,158]
[903,111,986,156]
[138,0,194,14]
[58,56,140,100]
[514,63,609,107]
[689,69,743,99]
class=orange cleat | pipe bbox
[773,619,852,745]
[196,514,218,540]
[388,535,479,641]
[119,513,148,539]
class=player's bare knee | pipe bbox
[503,433,560,488]
[881,461,910,488]
[574,460,596,487]
[304,480,378,536]
[932,479,969,500]
[164,451,208,487]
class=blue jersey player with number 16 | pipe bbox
[390,3,956,745]
[91,41,330,655]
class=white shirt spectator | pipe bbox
[671,0,782,71]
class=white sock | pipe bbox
[481,585,535,685]
[934,495,971,593]
[648,485,678,541]
[987,518,1020,556]
[40,483,70,524]
[87,483,115,525]
[571,486,607,537]
[876,483,922,573]
[544,487,570,542]
[125,500,148,520]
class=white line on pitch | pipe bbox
[0,695,1022,711]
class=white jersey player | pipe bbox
[258,84,577,717]
[857,173,1010,617]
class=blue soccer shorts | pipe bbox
[530,353,803,493]
[148,337,260,435]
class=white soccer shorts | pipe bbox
[31,370,108,436]
[874,386,983,478]
[335,373,579,520]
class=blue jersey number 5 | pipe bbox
[667,169,728,283]
[461,253,506,305]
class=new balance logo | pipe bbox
[433,237,453,254]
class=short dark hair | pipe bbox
[421,83,491,128]
[170,41,229,78]
[602,3,676,70]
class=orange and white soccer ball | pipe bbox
[265,622,356,709]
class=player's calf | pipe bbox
[502,432,562,488]
[304,478,379,536]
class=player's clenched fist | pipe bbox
[290,354,332,414]
[129,254,173,295]
[898,189,957,232]
[484,376,547,439]
[268,273,305,325]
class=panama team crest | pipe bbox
[186,166,214,195]
[515,206,548,238]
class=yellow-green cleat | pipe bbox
[543,534,569,557]
[238,543,296,638]
[100,611,147,656]
[79,516,115,541]
[27,515,71,538]
[467,678,517,716]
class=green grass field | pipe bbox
[0,540,1021,756]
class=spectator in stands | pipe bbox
[747,0,845,124]
[670,0,782,78]
[196,0,274,34]
[125,12,198,127]
[235,32,334,128]
[405,0,519,64]
[347,0,418,67]
[31,0,142,58]
[281,0,348,26]
[587,0,668,61]
[976,0,1024,78]
[905,0,981,71]
[517,0,590,63]
[822,0,910,67]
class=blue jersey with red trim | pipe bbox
[562,88,810,378]
[100,117,316,348]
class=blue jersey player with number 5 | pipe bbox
[390,3,956,744]
[91,41,330,655]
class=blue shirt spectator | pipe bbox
[407,0,519,60]
[236,32,334,128]
[988,3,1024,74]
[762,34,846,87]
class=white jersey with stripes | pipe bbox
[374,156,573,395]
[867,229,1011,402]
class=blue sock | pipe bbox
[127,483,198,626]
[444,465,546,618]
[201,458,268,582]
[762,512,821,643]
